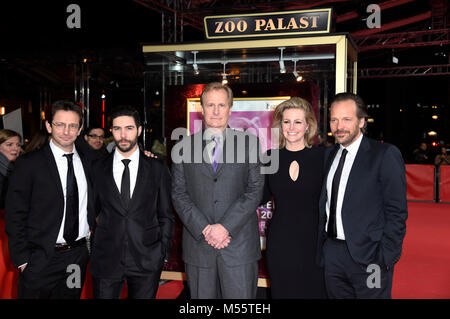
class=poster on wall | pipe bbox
[2,108,23,140]
[187,96,290,250]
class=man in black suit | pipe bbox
[89,106,174,299]
[317,93,407,299]
[5,101,95,299]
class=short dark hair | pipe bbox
[84,126,105,136]
[110,105,141,127]
[330,93,368,119]
[49,100,83,127]
[330,93,368,132]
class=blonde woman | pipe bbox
[263,97,326,298]
[0,129,21,208]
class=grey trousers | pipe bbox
[185,255,258,299]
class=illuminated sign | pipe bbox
[204,9,332,39]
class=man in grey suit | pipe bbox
[171,82,264,299]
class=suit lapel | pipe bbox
[324,144,339,177]
[127,151,148,212]
[104,152,127,215]
[77,148,95,228]
[214,134,226,176]
[77,148,91,184]
[320,144,339,213]
[341,136,370,214]
[212,127,234,176]
[199,132,214,177]
[43,145,64,202]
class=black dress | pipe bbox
[263,146,327,298]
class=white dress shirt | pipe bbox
[50,140,90,244]
[113,147,140,198]
[325,133,363,240]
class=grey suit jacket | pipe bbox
[171,128,264,267]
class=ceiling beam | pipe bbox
[351,11,432,37]
[359,64,450,78]
[354,28,450,51]
[337,0,416,23]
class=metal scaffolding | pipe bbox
[359,64,450,78]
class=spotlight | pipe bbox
[221,62,228,85]
[279,60,286,73]
[193,63,199,75]
[192,51,199,75]
[392,49,399,64]
[292,59,302,81]
[222,75,228,85]
[278,47,286,73]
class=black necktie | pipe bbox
[121,159,131,208]
[327,148,348,238]
[63,153,79,244]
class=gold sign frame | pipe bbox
[203,8,332,40]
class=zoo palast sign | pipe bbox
[203,9,332,40]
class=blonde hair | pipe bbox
[272,97,318,148]
[200,82,233,107]
[0,129,21,145]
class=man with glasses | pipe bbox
[76,126,108,161]
[5,100,96,299]
[84,127,106,151]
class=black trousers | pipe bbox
[323,238,394,299]
[18,245,89,299]
[92,239,162,299]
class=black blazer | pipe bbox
[89,150,174,278]
[5,144,96,272]
[317,136,408,269]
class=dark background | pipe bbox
[0,0,448,162]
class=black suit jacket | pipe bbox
[317,136,408,269]
[5,144,96,272]
[89,150,174,278]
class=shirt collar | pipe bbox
[49,139,79,159]
[340,133,363,156]
[204,126,230,141]
[113,146,140,164]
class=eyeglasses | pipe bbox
[52,122,80,132]
[87,134,105,140]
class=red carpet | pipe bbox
[157,202,450,299]
[157,280,184,299]
[2,202,450,299]
[392,202,450,299]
